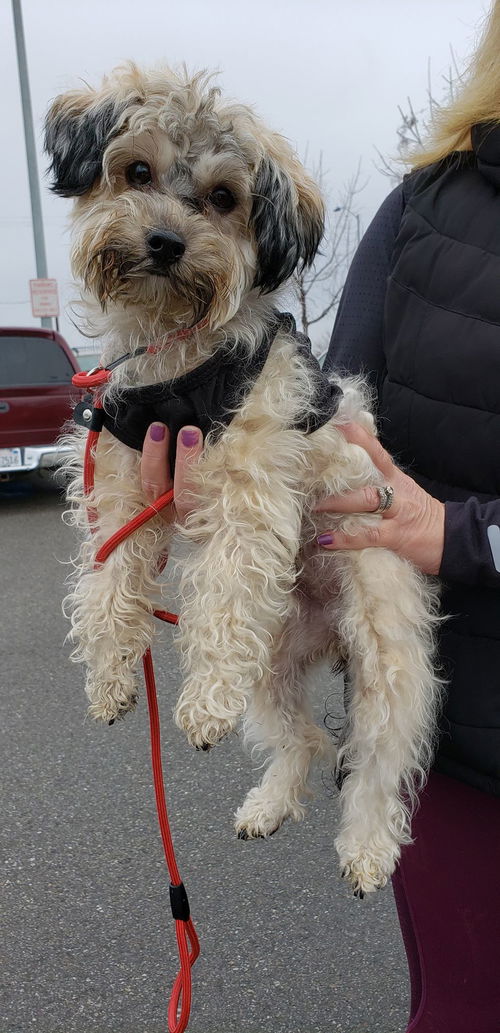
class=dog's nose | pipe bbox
[146,230,186,267]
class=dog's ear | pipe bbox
[44,89,123,197]
[251,155,324,293]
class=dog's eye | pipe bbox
[126,161,153,186]
[207,187,236,212]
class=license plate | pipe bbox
[0,448,23,470]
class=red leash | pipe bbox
[74,369,200,1033]
[143,647,200,1033]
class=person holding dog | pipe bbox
[320,2,500,1030]
[140,3,500,1027]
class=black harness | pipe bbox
[74,312,341,476]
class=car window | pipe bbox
[0,335,75,386]
[73,352,101,371]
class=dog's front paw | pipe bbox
[335,835,399,896]
[86,669,138,723]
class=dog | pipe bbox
[45,64,440,896]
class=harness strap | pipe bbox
[73,315,343,476]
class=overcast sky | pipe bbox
[1,0,489,351]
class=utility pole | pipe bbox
[12,0,52,329]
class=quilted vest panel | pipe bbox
[381,137,500,793]
[382,154,500,501]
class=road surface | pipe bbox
[1,479,409,1033]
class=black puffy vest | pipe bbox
[382,127,500,795]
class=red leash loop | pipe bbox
[77,376,199,1032]
[72,366,112,389]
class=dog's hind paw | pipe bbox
[340,860,388,896]
[336,838,398,895]
[234,789,304,840]
[234,810,283,840]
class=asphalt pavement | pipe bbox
[1,478,409,1033]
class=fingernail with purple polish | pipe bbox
[181,429,199,447]
[317,533,334,546]
[150,423,165,441]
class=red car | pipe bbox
[0,327,81,481]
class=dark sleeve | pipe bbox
[323,184,404,398]
[440,499,500,587]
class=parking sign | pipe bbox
[30,278,59,318]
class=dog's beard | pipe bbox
[80,241,248,334]
[83,245,219,328]
[83,246,134,307]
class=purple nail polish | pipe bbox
[150,423,165,441]
[181,429,199,447]
[317,533,334,546]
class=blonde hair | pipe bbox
[411,0,500,169]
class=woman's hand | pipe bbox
[140,423,203,523]
[315,422,445,576]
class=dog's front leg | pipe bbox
[66,431,172,722]
[174,451,304,749]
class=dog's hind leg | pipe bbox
[333,549,439,895]
[234,599,335,839]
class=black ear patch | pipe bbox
[251,158,323,293]
[44,99,123,197]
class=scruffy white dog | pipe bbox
[46,64,440,895]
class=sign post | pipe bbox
[12,0,53,329]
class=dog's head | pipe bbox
[45,64,324,332]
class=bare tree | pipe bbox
[292,159,365,356]
[376,49,465,185]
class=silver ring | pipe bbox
[375,485,394,514]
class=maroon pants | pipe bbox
[392,771,500,1033]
